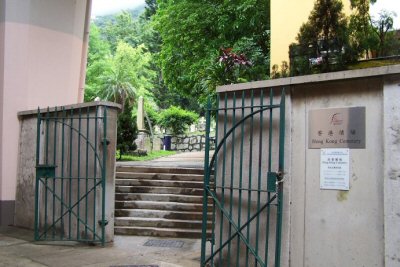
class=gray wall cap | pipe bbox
[216,64,400,93]
[18,101,122,117]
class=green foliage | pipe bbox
[85,41,155,111]
[372,11,399,57]
[143,102,160,133]
[291,0,354,75]
[347,58,400,70]
[93,6,145,29]
[102,11,143,52]
[154,0,270,105]
[84,24,112,102]
[144,0,158,20]
[348,0,379,58]
[157,106,199,135]
[117,106,138,159]
[270,61,289,79]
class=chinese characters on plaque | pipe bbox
[309,107,365,149]
[320,149,350,190]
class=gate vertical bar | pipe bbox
[255,89,264,266]
[275,89,286,267]
[245,89,255,266]
[61,107,66,239]
[236,90,245,266]
[227,92,236,267]
[101,106,108,245]
[201,98,211,266]
[219,93,228,266]
[44,108,50,238]
[52,107,58,238]
[34,108,41,241]
[69,109,74,239]
[85,106,90,238]
[77,108,82,240]
[211,94,219,266]
[93,106,98,240]
[265,89,274,265]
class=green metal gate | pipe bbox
[34,106,108,244]
[201,88,286,266]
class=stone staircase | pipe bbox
[114,165,212,238]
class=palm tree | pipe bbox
[100,67,136,112]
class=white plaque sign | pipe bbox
[320,148,350,190]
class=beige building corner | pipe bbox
[0,0,92,225]
[270,0,352,69]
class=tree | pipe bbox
[144,0,158,19]
[84,24,112,102]
[372,11,397,57]
[349,0,378,58]
[153,0,270,104]
[295,0,351,73]
[102,42,155,110]
[102,11,143,52]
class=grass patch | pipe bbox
[347,59,400,70]
[117,150,177,161]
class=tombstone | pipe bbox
[137,96,145,131]
[135,96,151,152]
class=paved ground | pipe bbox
[0,226,202,267]
[116,151,212,169]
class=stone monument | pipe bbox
[135,96,151,153]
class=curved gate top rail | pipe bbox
[201,88,286,267]
[34,105,108,245]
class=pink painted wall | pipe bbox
[0,0,90,201]
[0,19,4,200]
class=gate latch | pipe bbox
[98,219,109,226]
[267,171,284,192]
[36,165,57,178]
[101,139,110,146]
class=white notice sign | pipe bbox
[320,148,350,190]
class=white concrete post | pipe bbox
[137,96,145,131]
[383,75,400,266]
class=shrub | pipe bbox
[158,106,199,135]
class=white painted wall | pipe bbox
[291,78,384,267]
[214,66,400,266]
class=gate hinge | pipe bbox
[101,139,110,146]
[98,219,109,226]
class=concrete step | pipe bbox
[115,209,212,221]
[115,179,204,188]
[115,186,204,196]
[116,172,205,181]
[114,226,211,238]
[115,217,212,229]
[116,166,204,175]
[114,164,212,238]
[115,193,208,203]
[115,200,212,212]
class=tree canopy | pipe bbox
[297,0,351,72]
[153,0,270,104]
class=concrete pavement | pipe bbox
[0,226,202,267]
[116,151,212,169]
